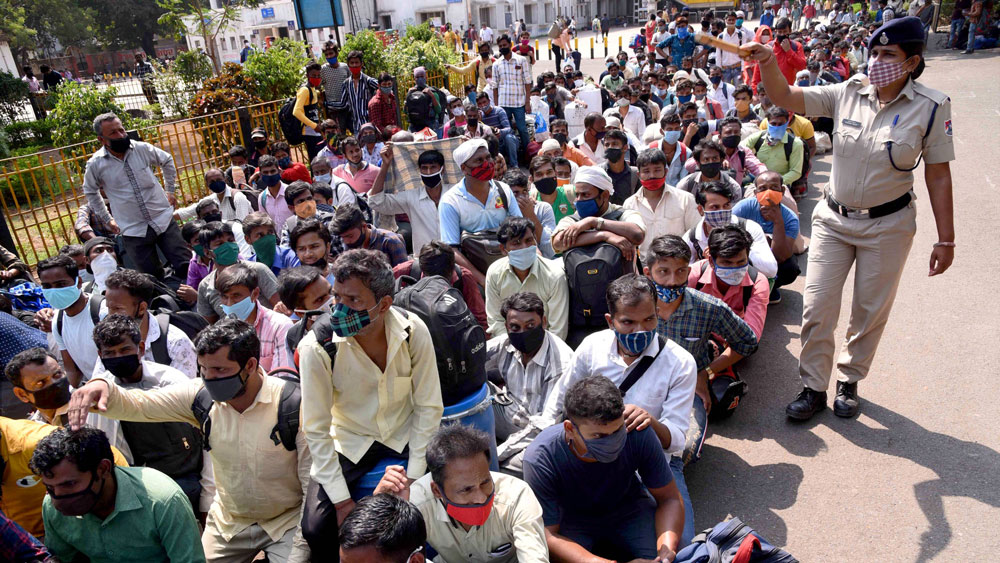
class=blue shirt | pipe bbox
[480,105,512,135]
[656,35,696,67]
[733,197,799,239]
[439,179,523,246]
[250,245,301,277]
[760,12,775,27]
[523,423,672,526]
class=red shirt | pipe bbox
[752,39,807,92]
[688,259,769,339]
[645,21,657,52]
[280,162,311,184]
[391,261,489,333]
[367,91,399,131]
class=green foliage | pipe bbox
[0,129,10,160]
[46,82,151,147]
[0,72,29,126]
[157,0,262,70]
[403,22,435,42]
[4,120,53,149]
[344,25,461,82]
[151,61,191,119]
[0,151,74,212]
[80,0,166,53]
[242,38,313,101]
[342,30,391,76]
[188,63,262,117]
[173,50,214,85]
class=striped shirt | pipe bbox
[253,304,294,372]
[338,73,379,133]
[486,331,574,418]
[492,54,532,108]
[82,142,177,237]
[176,187,254,223]
[656,287,759,371]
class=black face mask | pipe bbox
[31,377,72,410]
[480,51,491,59]
[420,172,442,189]
[309,257,328,272]
[605,148,624,163]
[681,119,697,129]
[776,35,789,44]
[499,46,512,56]
[553,133,568,145]
[534,176,558,195]
[508,324,545,355]
[103,354,142,383]
[108,136,131,154]
[639,93,651,102]
[202,212,222,223]
[700,162,722,178]
[467,118,479,128]
[721,135,741,149]
[254,140,268,150]
[50,471,103,517]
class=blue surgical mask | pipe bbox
[704,208,733,228]
[575,197,601,218]
[221,295,256,321]
[677,94,692,103]
[736,18,744,26]
[313,173,332,184]
[654,283,685,303]
[616,329,655,356]
[42,285,81,310]
[571,421,628,463]
[663,130,682,144]
[768,123,788,141]
[677,28,690,39]
[715,263,749,286]
[507,245,538,270]
[326,57,338,65]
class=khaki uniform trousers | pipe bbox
[201,514,310,563]
[798,198,917,391]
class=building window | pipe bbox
[220,38,227,52]
[524,4,534,23]
[230,37,237,50]
[194,39,202,49]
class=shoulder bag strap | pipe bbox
[618,337,668,395]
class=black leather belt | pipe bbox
[826,192,911,219]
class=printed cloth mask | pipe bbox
[868,59,909,87]
[222,295,256,321]
[715,263,749,286]
[329,302,378,337]
[469,159,495,181]
[251,234,277,268]
[767,123,788,141]
[616,329,655,356]
[572,421,628,463]
[704,208,733,228]
[655,283,685,303]
[507,245,538,270]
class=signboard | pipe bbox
[291,0,345,29]
[288,20,296,30]
[446,0,462,3]
[261,7,275,18]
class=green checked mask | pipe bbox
[329,302,380,337]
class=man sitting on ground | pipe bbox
[733,171,801,304]
[338,493,427,563]
[552,166,645,262]
[330,203,408,267]
[216,263,293,372]
[196,221,281,323]
[686,181,778,279]
[622,148,700,263]
[393,241,488,332]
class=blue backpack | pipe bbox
[675,518,797,563]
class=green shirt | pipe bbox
[600,74,624,92]
[739,130,805,185]
[537,185,576,225]
[43,466,205,563]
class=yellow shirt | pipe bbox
[485,255,570,341]
[801,76,955,208]
[410,472,549,563]
[759,113,816,141]
[292,85,321,134]
[0,417,128,538]
[451,57,494,92]
[100,375,310,542]
[298,307,443,503]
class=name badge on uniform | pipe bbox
[842,119,862,128]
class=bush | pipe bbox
[173,50,214,86]
[0,71,30,126]
[152,61,191,119]
[188,63,262,117]
[342,30,392,76]
[0,151,73,211]
[242,38,313,101]
[4,120,54,149]
[47,82,152,147]
[386,26,463,77]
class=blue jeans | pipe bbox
[966,17,979,50]
[671,397,709,548]
[560,494,658,559]
[949,18,964,47]
[502,105,529,156]
[498,128,520,168]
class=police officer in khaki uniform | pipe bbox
[743,16,956,420]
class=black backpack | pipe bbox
[752,129,798,167]
[404,260,464,291]
[119,418,203,478]
[278,90,315,146]
[405,89,433,126]
[393,276,487,405]
[191,371,301,451]
[563,209,630,328]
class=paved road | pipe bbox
[549,24,1000,561]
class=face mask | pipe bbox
[468,159,495,182]
[700,162,722,178]
[553,133,568,145]
[308,77,322,87]
[715,263,749,286]
[326,57,338,65]
[616,328,656,356]
[695,92,707,100]
[30,376,72,409]
[420,171,442,189]
[202,368,249,402]
[756,188,784,207]
[294,199,317,219]
[736,18,744,26]
[278,156,292,169]
[499,46,512,56]
[507,245,538,270]
[251,234,277,268]
[212,241,240,266]
[735,100,750,112]
[639,93,651,102]
[776,35,788,44]
[592,130,607,140]
[710,75,723,85]
[532,177,557,195]
[313,173,332,185]
[481,51,491,59]
[329,302,377,337]
[721,134,740,149]
[349,66,361,77]
[677,94,692,103]
[378,86,393,96]
[663,130,682,144]
[522,39,530,45]
[359,134,376,145]
[572,421,628,463]
[452,107,465,116]
[605,148,624,163]
[222,294,257,321]
[108,136,131,154]
[253,140,268,150]
[575,79,585,87]
[616,98,629,107]
[768,123,788,140]
[640,177,665,191]
[797,79,810,87]
[443,491,495,527]
[209,180,227,193]
[508,324,545,355]
[467,118,479,128]
[103,354,141,382]
[654,282,685,303]
[868,58,909,88]
[575,197,600,218]
[201,212,223,224]
[677,28,690,39]
[42,285,81,310]
[50,472,103,517]
[415,77,427,88]
[704,208,733,228]
[193,243,205,258]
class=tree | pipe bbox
[241,39,312,101]
[158,0,263,73]
[80,0,168,58]
[0,0,95,66]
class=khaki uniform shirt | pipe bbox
[801,75,954,209]
[409,472,549,563]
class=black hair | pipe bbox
[499,291,545,320]
[583,112,604,129]
[346,50,364,64]
[182,219,207,243]
[284,180,313,206]
[277,266,324,310]
[196,198,220,217]
[228,145,248,159]
[215,261,259,293]
[695,180,735,206]
[529,155,555,176]
[564,375,624,423]
[426,424,492,487]
[496,216,535,246]
[271,140,291,154]
[717,116,742,132]
[330,202,367,236]
[636,147,668,169]
[289,217,332,251]
[339,494,426,559]
[707,224,753,260]
[104,269,157,304]
[496,34,512,46]
[5,347,55,388]
[194,317,260,368]
[774,17,792,30]
[502,169,529,188]
[417,241,456,279]
[606,273,656,316]
[93,314,141,351]
[417,149,445,168]
[333,248,394,302]
[679,101,699,116]
[258,154,278,169]
[615,85,633,98]
[693,139,725,163]
[900,41,926,80]
[59,244,84,257]
[604,129,629,147]
[29,427,114,478]
[476,91,490,102]
[733,84,753,99]
[198,221,234,248]
[339,136,360,152]
[766,105,790,121]
[660,112,681,127]
[36,254,78,281]
[648,234,692,264]
[549,118,568,130]
[311,182,333,201]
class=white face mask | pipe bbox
[452,107,465,116]
[91,251,117,291]
[575,79,585,88]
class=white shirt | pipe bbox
[718,28,748,67]
[685,215,779,279]
[541,329,697,455]
[570,133,606,164]
[710,81,736,113]
[53,295,107,383]
[369,185,444,255]
[481,27,494,43]
[176,187,253,223]
[622,186,702,261]
[603,105,645,141]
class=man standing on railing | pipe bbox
[83,112,190,283]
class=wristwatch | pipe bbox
[705,366,716,379]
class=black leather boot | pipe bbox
[833,381,860,418]
[785,387,827,421]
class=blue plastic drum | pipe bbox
[441,383,499,471]
[349,456,408,501]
